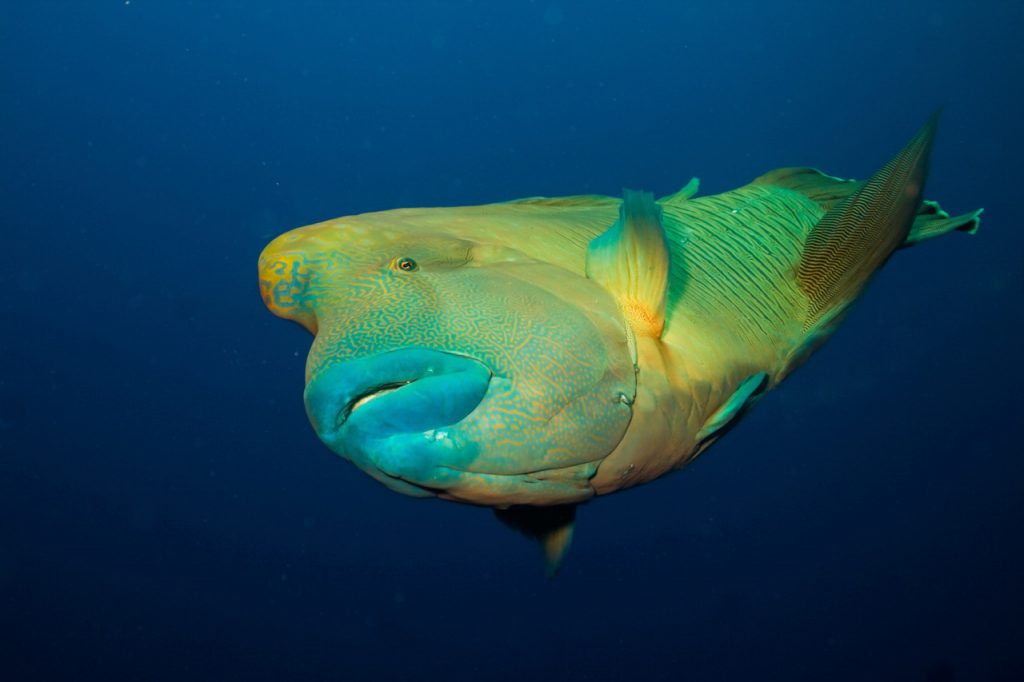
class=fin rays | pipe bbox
[798,111,940,328]
[586,190,672,338]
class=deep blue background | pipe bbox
[2,2,1022,680]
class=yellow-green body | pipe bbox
[259,115,979,570]
[299,185,817,496]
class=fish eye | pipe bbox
[395,257,418,272]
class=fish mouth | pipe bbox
[305,347,493,445]
[345,381,413,424]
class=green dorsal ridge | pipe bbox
[751,166,861,211]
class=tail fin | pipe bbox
[797,111,939,330]
[904,201,982,246]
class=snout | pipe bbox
[304,347,492,492]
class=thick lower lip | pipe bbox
[305,348,493,440]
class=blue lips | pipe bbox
[304,348,492,492]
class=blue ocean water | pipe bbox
[2,1,1022,680]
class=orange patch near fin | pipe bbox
[585,190,671,339]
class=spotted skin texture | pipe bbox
[260,121,979,508]
[261,220,636,505]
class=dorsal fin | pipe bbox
[751,167,862,210]
[754,166,981,247]
[658,177,700,205]
[798,111,939,329]
[494,504,577,577]
[585,190,671,338]
[501,194,616,207]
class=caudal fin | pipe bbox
[904,201,982,246]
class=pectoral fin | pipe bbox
[586,190,672,338]
[494,504,577,577]
[798,111,939,329]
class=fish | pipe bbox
[258,112,981,574]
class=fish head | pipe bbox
[259,210,636,506]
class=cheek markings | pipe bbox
[309,273,444,372]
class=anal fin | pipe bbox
[494,504,577,577]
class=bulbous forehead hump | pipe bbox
[264,219,407,260]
